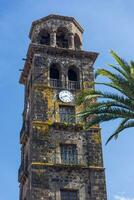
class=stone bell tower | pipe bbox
[18,14,107,200]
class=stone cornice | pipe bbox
[19,44,99,85]
[29,14,84,38]
[31,162,105,171]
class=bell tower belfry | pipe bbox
[19,14,107,200]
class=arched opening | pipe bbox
[68,66,80,89]
[38,29,50,45]
[56,27,69,48]
[74,34,82,50]
[50,63,61,87]
[50,66,59,80]
[68,69,78,81]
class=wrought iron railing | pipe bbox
[67,81,80,90]
[49,79,80,90]
[50,79,62,88]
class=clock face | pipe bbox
[59,90,74,103]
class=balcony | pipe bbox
[67,80,80,90]
[50,79,62,88]
[49,79,80,90]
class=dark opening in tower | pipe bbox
[68,66,80,89]
[38,29,50,45]
[56,27,69,48]
[50,63,61,87]
[74,34,82,50]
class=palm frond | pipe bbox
[95,71,134,99]
[95,68,127,83]
[108,64,130,79]
[110,50,130,74]
[82,90,134,109]
[106,118,129,144]
[84,114,120,128]
[80,107,134,119]
[82,101,132,112]
[106,119,134,144]
[77,50,134,143]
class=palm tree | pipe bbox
[77,50,134,144]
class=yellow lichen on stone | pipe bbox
[43,87,60,123]
[92,132,101,144]
[32,121,50,133]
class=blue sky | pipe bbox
[0,0,134,199]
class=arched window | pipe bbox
[74,34,82,50]
[68,66,80,89]
[68,69,78,81]
[50,64,61,87]
[38,29,50,45]
[56,27,69,48]
[50,64,60,79]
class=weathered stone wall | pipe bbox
[30,166,107,200]
[28,51,95,123]
[90,169,107,200]
[19,15,107,200]
[30,18,82,48]
[32,51,94,87]
[29,127,103,167]
[30,167,90,200]
[31,87,48,121]
[19,49,107,199]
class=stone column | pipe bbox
[68,33,74,49]
[50,31,56,47]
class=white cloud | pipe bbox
[114,195,134,200]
